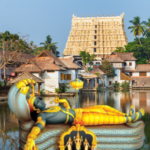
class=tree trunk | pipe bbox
[138,35,142,46]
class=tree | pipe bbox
[40,35,59,57]
[95,72,105,87]
[100,60,115,77]
[143,18,150,37]
[114,47,126,53]
[0,31,34,70]
[128,16,146,46]
[79,51,96,71]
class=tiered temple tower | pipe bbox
[63,13,128,59]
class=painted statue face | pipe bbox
[34,98,46,110]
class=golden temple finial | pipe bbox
[87,14,89,17]
[83,14,84,17]
[97,14,99,17]
[102,14,104,17]
[112,14,114,17]
[107,14,109,17]
[92,14,94,17]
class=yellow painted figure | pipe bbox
[66,137,73,150]
[7,79,145,150]
[74,132,83,150]
[83,138,90,150]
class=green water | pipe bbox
[0,91,150,149]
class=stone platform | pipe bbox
[19,121,144,150]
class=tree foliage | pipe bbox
[114,17,150,64]
[100,60,115,77]
[39,35,59,57]
[79,51,96,65]
[128,16,146,45]
[115,37,150,64]
[0,31,36,69]
[0,31,35,54]
[143,18,150,37]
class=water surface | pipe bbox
[0,90,150,149]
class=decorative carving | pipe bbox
[63,14,128,57]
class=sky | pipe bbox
[0,0,150,56]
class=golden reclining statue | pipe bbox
[7,79,145,150]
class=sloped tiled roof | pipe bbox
[15,59,43,73]
[116,52,137,61]
[59,56,79,69]
[9,71,44,84]
[90,68,105,75]
[15,50,80,72]
[105,55,124,63]
[135,64,150,72]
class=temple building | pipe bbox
[63,13,128,59]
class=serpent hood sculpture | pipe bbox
[8,79,145,150]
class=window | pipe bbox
[61,73,64,80]
[64,74,67,80]
[95,30,97,34]
[124,62,127,66]
[115,81,118,84]
[96,62,100,64]
[129,62,132,66]
[94,35,97,39]
[67,74,71,80]
[130,72,132,76]
[109,81,112,85]
[95,25,97,28]
[76,74,77,79]
[94,41,96,45]
[139,72,146,76]
[93,48,96,52]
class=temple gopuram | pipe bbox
[63,13,128,59]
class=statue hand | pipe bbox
[24,138,38,150]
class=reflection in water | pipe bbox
[1,91,150,149]
[0,101,19,149]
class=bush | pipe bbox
[113,82,120,88]
[96,87,101,90]
[120,82,130,88]
[55,87,65,93]
[40,89,45,95]
[0,81,4,87]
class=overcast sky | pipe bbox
[0,0,150,56]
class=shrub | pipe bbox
[0,81,4,87]
[40,89,45,95]
[120,82,130,88]
[113,82,120,88]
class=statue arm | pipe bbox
[24,116,46,150]
[54,97,70,109]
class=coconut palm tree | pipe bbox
[40,35,59,56]
[128,16,146,46]
[142,18,150,37]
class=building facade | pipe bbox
[14,50,80,93]
[63,13,128,59]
